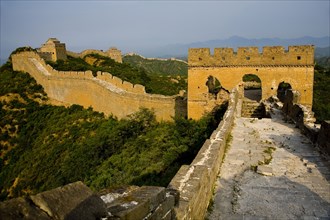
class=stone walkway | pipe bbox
[207,109,330,220]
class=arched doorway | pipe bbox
[277,81,292,102]
[242,74,262,102]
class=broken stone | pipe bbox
[257,165,273,176]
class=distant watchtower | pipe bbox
[106,47,123,63]
[37,38,67,62]
[188,45,315,119]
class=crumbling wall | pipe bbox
[12,52,186,121]
[188,45,314,119]
[0,182,176,220]
[282,90,330,156]
[317,121,330,155]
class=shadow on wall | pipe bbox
[175,96,187,119]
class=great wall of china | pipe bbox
[11,51,186,121]
[2,44,330,219]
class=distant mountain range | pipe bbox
[145,36,330,58]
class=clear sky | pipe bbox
[1,0,329,60]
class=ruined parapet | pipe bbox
[281,89,319,142]
[100,186,176,219]
[168,88,238,219]
[189,45,314,67]
[0,182,107,220]
[0,182,177,220]
[317,121,330,156]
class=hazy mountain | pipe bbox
[145,36,330,58]
[315,47,330,58]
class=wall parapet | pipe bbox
[281,90,330,156]
[11,51,186,121]
[67,47,123,63]
[189,45,314,67]
[168,88,238,219]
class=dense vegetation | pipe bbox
[0,59,226,201]
[313,63,330,122]
[47,53,187,96]
[122,54,187,76]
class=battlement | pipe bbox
[188,45,314,67]
[11,51,184,121]
[67,48,123,63]
[13,51,145,94]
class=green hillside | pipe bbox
[313,63,330,122]
[123,54,188,76]
[47,53,187,96]
[0,55,226,201]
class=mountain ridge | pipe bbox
[143,36,330,58]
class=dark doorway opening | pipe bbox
[243,74,262,102]
[277,81,292,102]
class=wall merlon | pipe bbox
[111,76,123,86]
[189,45,314,67]
[84,70,93,78]
[122,81,134,91]
[133,84,146,94]
[46,64,53,72]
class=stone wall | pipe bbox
[168,88,238,219]
[188,45,314,119]
[317,121,330,155]
[0,182,176,220]
[12,51,186,121]
[67,47,122,63]
[282,90,330,156]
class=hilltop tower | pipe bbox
[106,47,122,63]
[37,38,67,62]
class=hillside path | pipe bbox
[207,108,330,220]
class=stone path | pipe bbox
[207,108,330,220]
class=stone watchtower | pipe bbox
[106,47,123,63]
[188,45,315,119]
[37,38,67,62]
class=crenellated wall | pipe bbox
[12,51,185,121]
[188,45,314,119]
[188,45,314,67]
[67,47,123,63]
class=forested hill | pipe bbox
[122,53,188,76]
[0,53,226,201]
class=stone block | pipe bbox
[0,197,50,220]
[168,165,190,190]
[131,186,166,212]
[30,181,107,220]
[107,186,167,220]
[146,194,175,220]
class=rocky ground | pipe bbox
[207,108,330,220]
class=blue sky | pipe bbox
[1,0,329,60]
